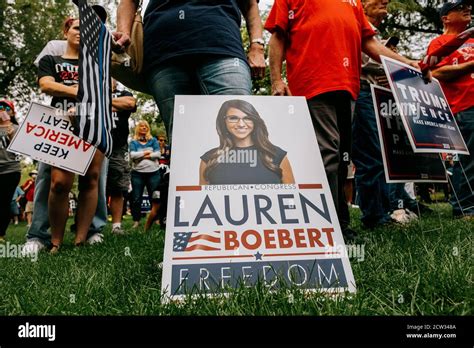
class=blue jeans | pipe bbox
[389,183,418,212]
[147,56,252,141]
[352,88,391,227]
[26,159,108,246]
[130,170,161,222]
[451,107,474,217]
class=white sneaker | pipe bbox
[86,233,104,245]
[21,239,46,257]
[405,209,419,221]
[390,209,411,224]
[112,226,125,235]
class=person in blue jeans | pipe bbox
[450,110,474,218]
[388,183,419,222]
[114,0,265,141]
[352,1,393,229]
[353,86,392,228]
[129,121,162,228]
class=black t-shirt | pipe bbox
[37,55,79,111]
[112,89,135,148]
[201,145,287,185]
[143,0,249,71]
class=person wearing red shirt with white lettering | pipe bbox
[265,0,420,241]
[427,0,474,219]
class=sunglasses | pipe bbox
[0,105,12,112]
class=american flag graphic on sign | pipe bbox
[173,231,222,252]
[73,0,113,157]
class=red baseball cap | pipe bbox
[0,100,15,112]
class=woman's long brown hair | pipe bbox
[204,99,281,182]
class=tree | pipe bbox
[381,0,456,58]
[0,0,74,106]
[386,0,447,34]
[127,90,165,139]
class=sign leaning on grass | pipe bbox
[371,85,447,183]
[8,102,96,175]
[162,95,356,300]
[381,56,468,155]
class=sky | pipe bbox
[260,0,274,10]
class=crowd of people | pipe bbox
[0,0,472,252]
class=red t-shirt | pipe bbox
[22,179,35,202]
[264,0,375,100]
[427,36,474,114]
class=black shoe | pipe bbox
[362,218,393,230]
[342,227,358,243]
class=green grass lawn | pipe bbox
[0,204,472,315]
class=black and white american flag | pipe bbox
[73,0,113,157]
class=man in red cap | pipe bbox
[427,0,474,219]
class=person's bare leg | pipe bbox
[344,179,354,205]
[26,212,32,226]
[145,201,160,232]
[110,192,124,224]
[49,168,75,248]
[75,152,104,245]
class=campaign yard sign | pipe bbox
[161,96,356,301]
[8,102,96,175]
[381,56,468,155]
[372,85,447,183]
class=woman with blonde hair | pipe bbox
[129,120,162,228]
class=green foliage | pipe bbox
[128,91,165,138]
[0,0,74,105]
[383,0,447,35]
[1,205,472,315]
[240,9,289,96]
[19,161,37,186]
[375,0,449,58]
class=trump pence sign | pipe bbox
[382,56,468,155]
